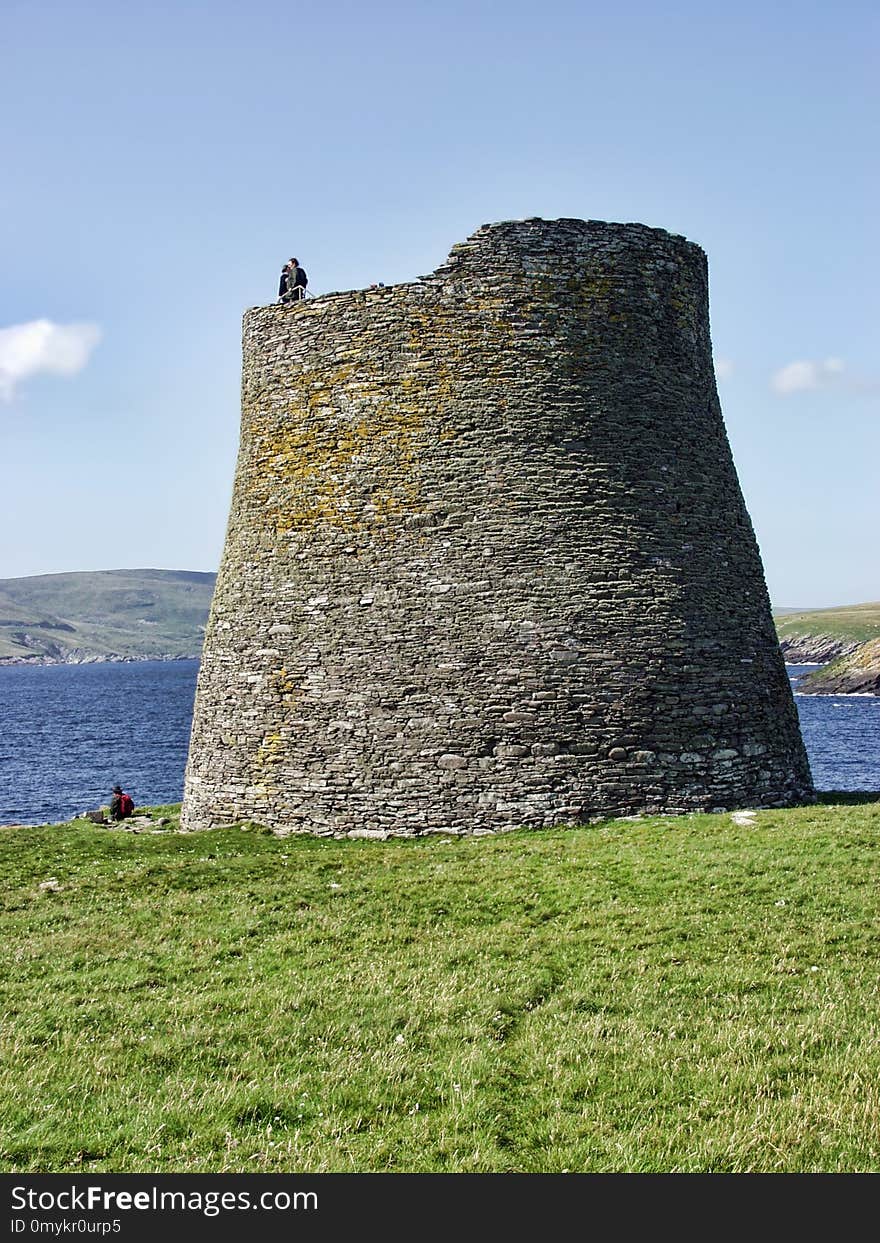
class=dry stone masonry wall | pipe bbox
[181,218,814,835]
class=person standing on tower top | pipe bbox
[278,257,308,303]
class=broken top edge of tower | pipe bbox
[257,216,704,313]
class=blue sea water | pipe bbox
[786,663,880,795]
[0,660,199,825]
[0,659,877,825]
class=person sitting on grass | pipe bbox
[109,785,134,821]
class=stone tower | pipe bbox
[181,218,813,834]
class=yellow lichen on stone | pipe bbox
[270,666,299,700]
[245,367,426,533]
[251,729,285,789]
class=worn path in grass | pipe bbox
[2,796,878,1172]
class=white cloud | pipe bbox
[0,319,102,401]
[771,357,844,395]
[714,357,734,380]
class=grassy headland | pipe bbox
[773,602,880,694]
[793,638,880,696]
[774,601,880,659]
[2,797,879,1173]
[0,569,215,663]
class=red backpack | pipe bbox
[119,793,134,817]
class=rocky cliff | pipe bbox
[775,601,880,694]
[795,639,880,695]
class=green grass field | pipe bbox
[2,797,879,1173]
[774,601,880,647]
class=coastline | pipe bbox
[0,652,200,667]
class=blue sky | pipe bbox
[1,0,876,607]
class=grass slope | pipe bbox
[774,601,880,649]
[775,599,875,691]
[774,602,880,693]
[0,569,215,662]
[2,797,879,1173]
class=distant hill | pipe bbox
[0,569,216,664]
[773,601,880,695]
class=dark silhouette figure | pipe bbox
[279,257,308,303]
